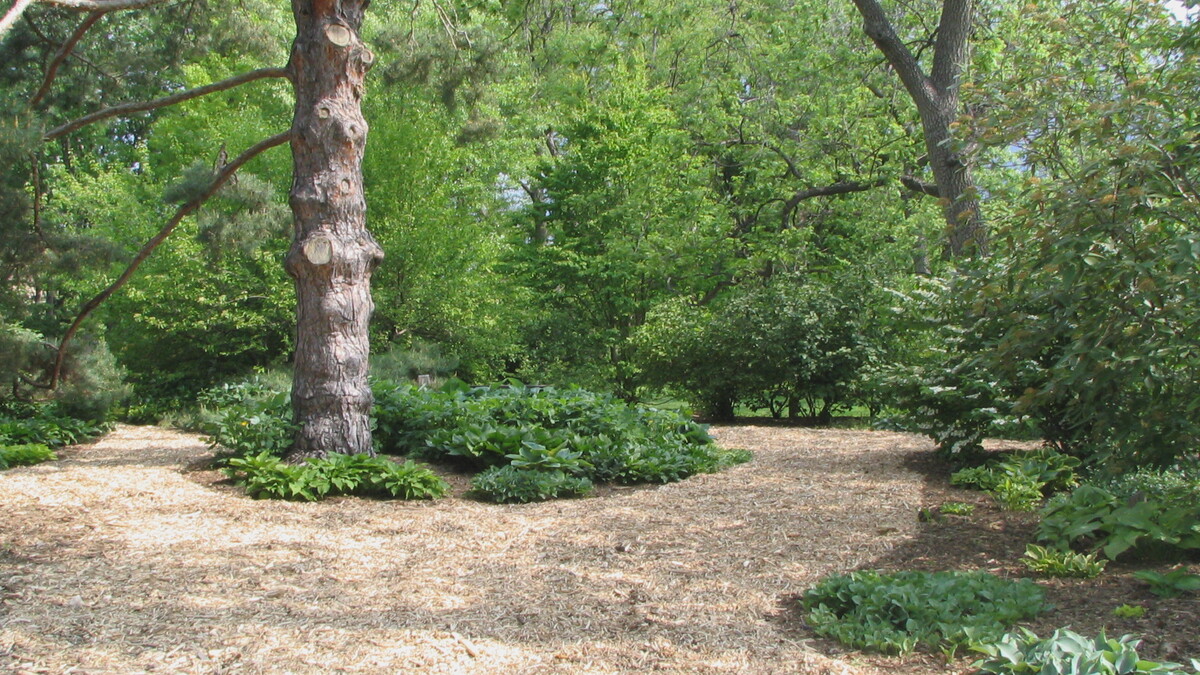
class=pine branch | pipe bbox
[50,132,292,388]
[2,0,165,42]
[27,9,107,110]
[44,67,290,140]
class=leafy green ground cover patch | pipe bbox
[801,570,1048,656]
[203,378,750,502]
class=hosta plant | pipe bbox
[1021,544,1106,579]
[973,628,1200,675]
[801,570,1048,656]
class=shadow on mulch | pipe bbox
[775,446,1200,671]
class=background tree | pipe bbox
[851,0,988,258]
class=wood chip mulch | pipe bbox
[1,424,1195,674]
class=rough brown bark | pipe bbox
[285,0,382,460]
[851,0,987,259]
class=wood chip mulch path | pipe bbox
[1,425,1195,674]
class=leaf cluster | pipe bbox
[1132,568,1200,599]
[470,465,593,504]
[973,628,1200,675]
[950,448,1079,512]
[374,381,747,494]
[223,451,447,502]
[1036,482,1200,561]
[201,380,296,460]
[0,443,56,470]
[1020,544,1106,579]
[800,570,1048,656]
[0,404,108,448]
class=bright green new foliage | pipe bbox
[1112,605,1146,620]
[940,502,974,516]
[0,443,56,469]
[223,452,447,502]
[801,570,1048,655]
[950,448,1079,511]
[973,628,1200,675]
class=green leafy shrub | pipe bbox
[950,448,1078,511]
[973,628,1200,675]
[0,443,56,469]
[224,452,447,501]
[200,379,296,459]
[1036,483,1200,560]
[208,378,747,501]
[992,475,1045,511]
[1021,544,1107,579]
[0,405,107,448]
[634,273,896,421]
[375,382,745,486]
[1112,604,1146,619]
[1093,467,1200,509]
[1133,568,1200,598]
[800,570,1048,655]
[470,465,593,504]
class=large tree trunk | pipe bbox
[285,0,382,460]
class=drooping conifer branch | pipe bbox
[27,9,107,110]
[50,132,292,388]
[44,67,291,141]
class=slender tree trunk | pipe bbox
[919,92,986,259]
[285,0,382,460]
[851,0,987,259]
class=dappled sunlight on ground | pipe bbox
[1,424,957,674]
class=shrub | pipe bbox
[634,273,897,421]
[950,447,1078,511]
[1132,568,1200,599]
[470,465,593,504]
[223,452,447,502]
[801,570,1048,656]
[0,405,107,448]
[208,377,749,501]
[973,628,1200,675]
[1036,483,1200,560]
[375,382,745,487]
[0,443,56,469]
[200,379,295,459]
[1021,544,1107,579]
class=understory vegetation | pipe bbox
[0,402,107,470]
[803,447,1200,667]
[3,0,1200,669]
[205,377,749,503]
[801,570,1048,656]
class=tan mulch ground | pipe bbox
[1,425,1196,674]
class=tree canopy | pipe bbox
[1,0,1197,468]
